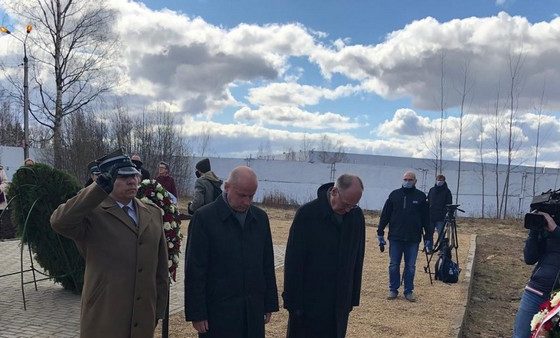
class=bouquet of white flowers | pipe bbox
[137,179,183,282]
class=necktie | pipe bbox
[122,205,137,226]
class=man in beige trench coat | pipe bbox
[51,151,169,338]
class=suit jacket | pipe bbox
[50,183,169,338]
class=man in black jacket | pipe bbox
[377,171,431,302]
[283,174,365,338]
[185,166,279,338]
[427,174,453,240]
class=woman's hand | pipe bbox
[537,211,558,232]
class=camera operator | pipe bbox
[513,211,560,338]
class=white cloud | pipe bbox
[2,1,560,168]
[246,82,358,107]
[106,0,319,115]
[179,118,427,158]
[377,108,434,137]
[310,12,560,111]
[234,105,359,130]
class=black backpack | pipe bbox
[211,182,222,201]
[434,238,461,283]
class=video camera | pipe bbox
[445,204,464,218]
[524,189,560,231]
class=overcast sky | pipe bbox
[1,0,560,168]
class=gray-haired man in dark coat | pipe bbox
[283,174,365,338]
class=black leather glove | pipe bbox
[95,162,129,193]
[96,172,114,193]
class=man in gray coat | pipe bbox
[187,158,223,215]
[51,150,169,338]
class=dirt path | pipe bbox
[171,204,533,337]
[459,217,532,337]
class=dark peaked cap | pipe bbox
[96,149,140,176]
[131,159,143,169]
[87,161,101,175]
[195,158,211,173]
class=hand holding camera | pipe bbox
[524,211,558,232]
[524,189,560,232]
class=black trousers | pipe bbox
[286,311,349,338]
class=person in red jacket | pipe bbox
[155,161,178,203]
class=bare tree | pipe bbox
[437,51,447,175]
[419,127,441,175]
[475,115,486,218]
[297,134,314,162]
[492,85,502,218]
[422,51,448,176]
[256,140,273,160]
[129,107,193,196]
[196,126,212,157]
[282,146,297,161]
[501,50,525,218]
[131,110,155,170]
[107,101,133,151]
[453,59,474,204]
[316,134,347,164]
[6,0,118,168]
[0,100,24,146]
[532,83,546,197]
[61,108,109,182]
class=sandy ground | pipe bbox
[159,206,472,338]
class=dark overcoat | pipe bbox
[283,183,366,338]
[50,183,169,338]
[427,182,453,223]
[184,196,279,338]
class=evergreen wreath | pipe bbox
[9,163,84,293]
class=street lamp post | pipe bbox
[1,25,32,161]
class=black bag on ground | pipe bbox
[434,238,460,283]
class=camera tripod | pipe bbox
[423,204,464,285]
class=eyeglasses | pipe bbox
[403,178,415,181]
[338,189,359,210]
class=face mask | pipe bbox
[436,180,444,187]
[402,181,414,189]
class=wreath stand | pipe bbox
[0,196,80,310]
